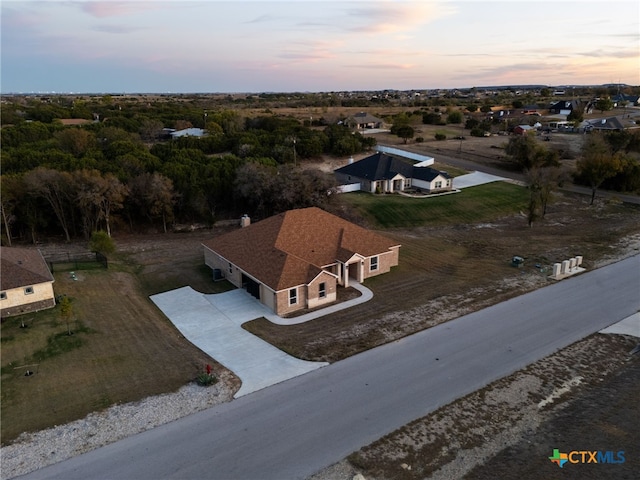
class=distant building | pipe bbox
[513,125,537,135]
[344,112,384,130]
[170,128,207,139]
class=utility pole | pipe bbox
[293,138,297,166]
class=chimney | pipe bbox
[240,214,251,228]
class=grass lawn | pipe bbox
[342,182,529,228]
[0,267,220,445]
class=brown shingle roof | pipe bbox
[1,247,54,291]
[203,207,399,291]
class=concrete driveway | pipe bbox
[454,171,510,189]
[151,287,329,397]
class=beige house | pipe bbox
[1,247,56,318]
[203,207,400,316]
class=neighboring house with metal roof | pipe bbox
[334,152,453,194]
[1,247,56,318]
[202,207,400,316]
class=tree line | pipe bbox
[1,106,375,244]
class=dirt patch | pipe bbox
[245,193,640,363]
[310,334,638,480]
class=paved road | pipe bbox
[20,256,639,480]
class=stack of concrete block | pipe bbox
[551,256,584,279]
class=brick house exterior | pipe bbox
[203,207,400,316]
[1,247,56,318]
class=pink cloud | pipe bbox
[79,1,157,18]
[346,2,456,35]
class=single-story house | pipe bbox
[203,207,400,316]
[548,99,594,116]
[334,152,453,194]
[582,117,625,132]
[344,112,384,130]
[611,94,640,107]
[1,247,56,318]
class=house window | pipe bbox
[319,282,326,298]
[435,181,442,189]
[0,292,6,300]
[24,287,34,295]
[228,262,233,274]
[370,256,379,271]
[289,288,297,305]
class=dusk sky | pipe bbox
[2,0,639,94]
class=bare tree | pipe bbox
[74,170,128,238]
[577,134,623,205]
[525,166,562,221]
[0,175,19,246]
[24,168,73,242]
[129,173,176,233]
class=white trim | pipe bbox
[289,287,298,306]
[308,269,338,285]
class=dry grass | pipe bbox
[244,192,640,363]
[0,266,235,445]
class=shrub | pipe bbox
[196,372,218,387]
[415,137,424,143]
[435,133,447,141]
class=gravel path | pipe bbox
[1,381,234,479]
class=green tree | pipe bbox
[595,97,614,113]
[446,111,463,124]
[89,230,116,255]
[505,135,559,171]
[59,295,74,335]
[396,125,415,144]
[567,109,584,123]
